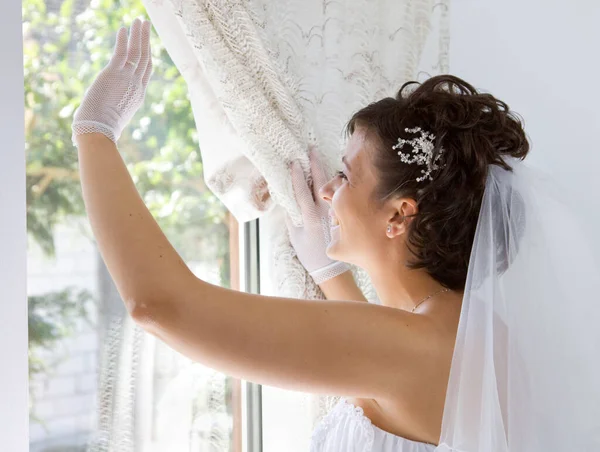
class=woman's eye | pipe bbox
[335,170,348,180]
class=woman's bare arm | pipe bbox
[76,132,438,400]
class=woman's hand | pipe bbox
[286,149,350,285]
[72,19,153,146]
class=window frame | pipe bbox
[240,220,264,452]
[0,0,28,450]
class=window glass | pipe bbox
[24,1,242,450]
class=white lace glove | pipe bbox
[72,19,153,145]
[285,149,350,285]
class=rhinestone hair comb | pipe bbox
[392,127,446,182]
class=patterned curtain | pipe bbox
[142,0,449,301]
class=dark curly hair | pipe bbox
[344,75,530,291]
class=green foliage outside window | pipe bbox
[24,0,230,402]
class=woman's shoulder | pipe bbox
[419,290,463,345]
[367,292,463,443]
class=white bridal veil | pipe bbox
[436,158,600,451]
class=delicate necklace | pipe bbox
[411,287,450,313]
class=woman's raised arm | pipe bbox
[73,20,439,401]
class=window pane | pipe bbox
[24,1,242,450]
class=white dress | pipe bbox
[310,398,437,452]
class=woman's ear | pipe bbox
[386,198,418,238]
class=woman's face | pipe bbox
[320,126,392,267]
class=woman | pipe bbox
[72,20,600,451]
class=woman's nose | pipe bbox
[319,177,336,202]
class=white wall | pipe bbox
[448,0,600,219]
[0,1,28,450]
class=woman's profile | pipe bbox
[70,19,600,451]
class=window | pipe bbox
[23,0,245,450]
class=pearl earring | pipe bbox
[387,225,392,234]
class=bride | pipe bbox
[71,19,600,451]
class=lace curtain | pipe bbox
[142,0,449,302]
[90,0,450,448]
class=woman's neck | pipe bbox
[368,263,448,312]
